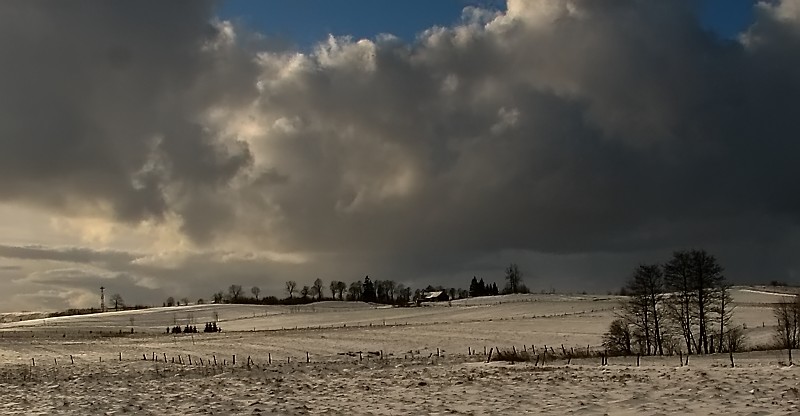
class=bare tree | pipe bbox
[110,293,124,311]
[166,296,175,307]
[396,283,406,303]
[664,250,695,354]
[603,318,633,355]
[285,281,297,299]
[774,296,800,364]
[301,285,310,299]
[375,279,386,302]
[336,281,347,300]
[251,286,261,301]
[348,281,362,301]
[329,280,339,299]
[228,284,243,303]
[691,250,724,354]
[623,264,666,355]
[385,280,396,302]
[180,297,189,306]
[313,278,324,300]
[713,282,735,352]
[212,291,224,303]
[664,249,727,355]
[504,263,523,294]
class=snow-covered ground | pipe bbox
[0,287,796,415]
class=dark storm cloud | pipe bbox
[245,0,800,260]
[0,0,257,239]
[2,0,800,298]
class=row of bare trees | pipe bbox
[207,270,513,307]
[208,277,417,306]
[290,276,414,305]
[283,279,326,301]
[605,249,741,356]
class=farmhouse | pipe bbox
[421,291,449,302]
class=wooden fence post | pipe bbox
[486,348,493,363]
[70,355,74,364]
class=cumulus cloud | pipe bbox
[1,0,800,309]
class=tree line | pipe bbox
[604,249,741,356]
[189,263,530,307]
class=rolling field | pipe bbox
[0,288,797,415]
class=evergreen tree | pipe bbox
[362,276,377,303]
[469,277,479,297]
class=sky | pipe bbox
[217,0,757,43]
[0,0,798,312]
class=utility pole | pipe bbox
[100,286,106,312]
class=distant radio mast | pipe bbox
[100,286,106,312]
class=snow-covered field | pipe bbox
[0,288,797,415]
